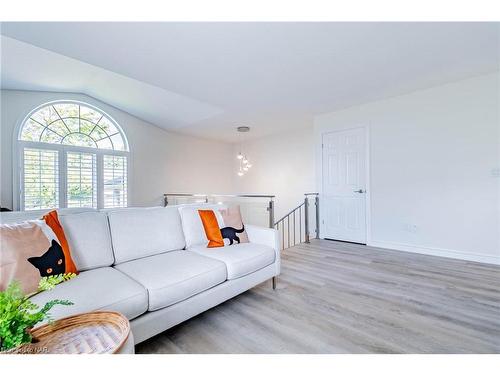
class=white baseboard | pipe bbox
[368,240,500,266]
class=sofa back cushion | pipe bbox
[59,211,114,270]
[0,209,111,272]
[0,208,95,225]
[179,204,227,248]
[108,207,186,264]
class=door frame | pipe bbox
[318,124,372,244]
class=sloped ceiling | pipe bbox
[1,22,499,142]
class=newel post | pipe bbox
[304,196,310,243]
[267,199,275,229]
[315,195,320,239]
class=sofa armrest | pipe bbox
[246,225,281,276]
[245,224,280,250]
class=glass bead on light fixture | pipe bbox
[236,126,253,175]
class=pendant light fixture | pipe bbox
[236,126,252,176]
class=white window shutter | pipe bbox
[66,151,97,208]
[23,148,59,210]
[103,155,127,208]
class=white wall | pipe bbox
[2,75,498,265]
[315,73,500,264]
[232,127,316,229]
[0,90,234,209]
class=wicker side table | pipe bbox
[7,311,133,354]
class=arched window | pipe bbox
[17,101,129,210]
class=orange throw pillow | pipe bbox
[198,210,224,248]
[43,210,78,275]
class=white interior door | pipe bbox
[322,127,367,243]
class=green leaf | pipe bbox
[38,272,77,292]
[1,276,74,351]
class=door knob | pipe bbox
[353,189,365,193]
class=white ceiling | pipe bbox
[1,22,499,142]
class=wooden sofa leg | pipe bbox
[272,276,277,290]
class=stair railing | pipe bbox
[164,192,319,251]
[164,193,275,228]
[274,193,319,250]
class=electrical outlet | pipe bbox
[404,223,418,233]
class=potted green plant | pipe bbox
[0,273,76,352]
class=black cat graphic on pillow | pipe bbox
[28,239,66,277]
[220,225,245,245]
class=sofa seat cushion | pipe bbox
[188,243,276,280]
[29,267,148,322]
[114,251,227,311]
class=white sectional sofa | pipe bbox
[0,205,280,348]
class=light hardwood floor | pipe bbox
[136,239,500,353]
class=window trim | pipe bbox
[14,100,130,211]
